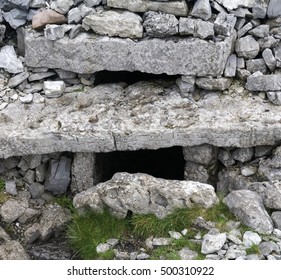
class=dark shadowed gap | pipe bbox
[96,146,185,182]
[94,70,178,85]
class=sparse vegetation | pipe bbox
[53,195,76,214]
[0,177,9,204]
[246,244,260,255]
[0,178,5,191]
[67,200,239,260]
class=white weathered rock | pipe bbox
[43,81,66,98]
[73,172,219,219]
[201,230,227,254]
[82,11,143,39]
[178,248,198,260]
[243,231,262,247]
[183,144,216,165]
[214,13,237,37]
[169,231,182,240]
[5,180,17,196]
[176,76,195,94]
[96,243,110,254]
[215,0,259,11]
[272,211,281,230]
[107,0,188,16]
[20,93,33,104]
[152,238,172,246]
[44,24,68,40]
[224,190,273,234]
[0,46,24,74]
[25,29,233,76]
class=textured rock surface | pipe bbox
[2,81,281,157]
[246,74,281,91]
[201,230,227,254]
[73,172,219,219]
[82,11,143,38]
[0,45,24,74]
[223,190,273,234]
[0,240,29,260]
[107,0,188,16]
[24,29,233,76]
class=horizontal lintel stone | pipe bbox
[246,74,281,91]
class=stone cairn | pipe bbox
[1,0,281,260]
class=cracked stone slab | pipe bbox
[24,29,233,77]
[1,81,281,157]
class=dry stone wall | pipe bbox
[1,0,281,260]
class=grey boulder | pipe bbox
[223,190,273,234]
[0,45,24,74]
[73,172,219,219]
[201,229,227,254]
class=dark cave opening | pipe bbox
[96,146,185,182]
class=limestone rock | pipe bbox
[190,0,212,21]
[267,0,281,18]
[262,48,276,72]
[0,198,28,223]
[32,9,67,30]
[0,45,24,74]
[232,147,254,163]
[259,241,279,256]
[215,0,259,11]
[44,156,72,194]
[214,13,237,37]
[96,243,110,254]
[143,11,178,38]
[224,54,237,77]
[271,211,281,230]
[73,172,219,219]
[5,180,17,196]
[246,74,281,91]
[179,17,214,39]
[50,0,74,14]
[184,161,209,183]
[25,29,233,76]
[235,35,260,59]
[223,190,273,234]
[0,240,29,260]
[201,230,227,254]
[196,77,232,91]
[248,181,281,210]
[43,81,66,98]
[176,76,195,94]
[243,231,262,247]
[28,182,44,199]
[107,0,188,16]
[183,144,216,165]
[8,72,29,88]
[44,24,68,41]
[3,8,27,29]
[152,238,172,246]
[82,11,143,39]
[178,248,198,260]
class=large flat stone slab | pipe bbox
[24,29,233,77]
[1,81,281,158]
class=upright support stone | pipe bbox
[71,152,100,193]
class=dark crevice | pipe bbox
[96,146,185,182]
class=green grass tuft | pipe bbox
[246,244,260,255]
[68,209,128,259]
[53,195,76,214]
[0,178,5,192]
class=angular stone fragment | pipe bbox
[3,8,27,29]
[178,248,198,260]
[107,0,188,16]
[82,11,143,39]
[246,59,267,74]
[32,9,67,30]
[44,156,72,194]
[28,182,44,199]
[43,81,66,98]
[232,147,254,162]
[267,0,281,18]
[190,0,212,21]
[223,190,273,234]
[246,74,281,91]
[272,94,281,111]
[183,144,216,165]
[143,11,178,38]
[184,161,209,183]
[262,48,276,72]
[224,54,237,77]
[0,45,23,74]
[179,17,214,39]
[19,93,33,104]
[25,29,233,76]
[243,231,262,247]
[176,76,195,94]
[73,172,219,219]
[201,229,227,254]
[216,0,259,11]
[50,0,74,15]
[0,240,29,260]
[8,72,29,88]
[235,35,260,59]
[84,0,102,7]
[248,181,281,210]
[249,25,269,38]
[271,211,281,230]
[196,77,232,91]
[0,199,28,223]
[252,1,267,19]
[214,13,237,36]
